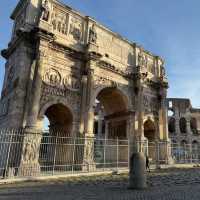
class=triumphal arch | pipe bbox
[0,0,169,174]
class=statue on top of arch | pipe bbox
[89,24,97,44]
[41,0,50,21]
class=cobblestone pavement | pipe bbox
[1,168,200,200]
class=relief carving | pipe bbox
[83,139,94,164]
[40,83,81,110]
[51,7,69,35]
[44,68,61,87]
[94,76,113,88]
[63,75,80,91]
[22,135,41,163]
[69,17,83,41]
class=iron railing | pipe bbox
[0,129,200,179]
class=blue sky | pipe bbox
[1,0,200,107]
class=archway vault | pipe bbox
[144,119,156,142]
[96,87,129,115]
[93,86,130,139]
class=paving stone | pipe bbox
[1,169,200,199]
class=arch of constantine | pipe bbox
[0,0,169,176]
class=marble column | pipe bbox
[135,85,145,153]
[79,75,88,136]
[26,50,44,129]
[97,110,103,139]
[158,91,168,141]
[127,112,135,156]
[83,67,96,171]
[158,89,171,164]
[19,50,44,176]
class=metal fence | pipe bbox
[0,129,200,179]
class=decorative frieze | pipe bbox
[40,83,81,109]
[51,6,69,35]
[94,76,113,88]
[43,68,80,91]
[97,60,133,78]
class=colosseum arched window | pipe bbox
[168,118,176,133]
[190,118,197,134]
[179,117,187,133]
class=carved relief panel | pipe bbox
[69,16,84,43]
[21,134,42,164]
[41,65,81,111]
[43,68,62,87]
[51,6,69,35]
[96,27,134,72]
[43,67,80,91]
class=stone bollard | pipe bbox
[129,152,147,189]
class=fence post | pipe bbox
[72,138,76,173]
[117,137,119,171]
[128,139,130,169]
[156,141,160,169]
[190,143,193,164]
[52,133,58,175]
[103,135,106,171]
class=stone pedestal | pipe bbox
[129,152,147,189]
[18,129,42,177]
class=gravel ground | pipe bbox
[1,168,200,200]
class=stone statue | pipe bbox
[41,0,50,21]
[138,52,146,67]
[89,24,97,44]
[160,65,166,77]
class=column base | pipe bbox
[18,163,41,177]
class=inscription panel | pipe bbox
[96,26,134,69]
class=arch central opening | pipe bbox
[144,119,156,142]
[144,119,156,162]
[94,87,129,139]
